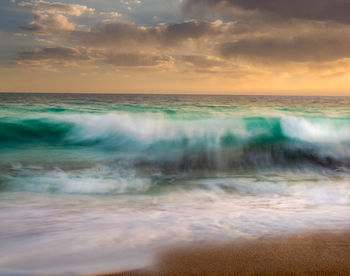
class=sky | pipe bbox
[1,0,350,95]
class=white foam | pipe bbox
[57,113,249,144]
[8,165,151,194]
[281,115,350,144]
[0,175,349,275]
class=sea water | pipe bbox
[0,93,349,275]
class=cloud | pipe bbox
[105,53,172,67]
[99,11,122,19]
[15,46,172,69]
[18,0,94,34]
[18,0,94,16]
[73,20,222,49]
[20,12,76,33]
[15,47,93,67]
[218,31,350,63]
[184,0,350,24]
[13,0,350,79]
[181,0,350,65]
[181,55,225,68]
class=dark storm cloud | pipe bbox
[182,0,350,64]
[184,0,350,24]
[218,33,350,62]
[13,0,350,73]
[73,20,221,48]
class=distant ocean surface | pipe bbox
[0,93,349,275]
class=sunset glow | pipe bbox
[1,0,350,95]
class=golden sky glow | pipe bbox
[1,0,350,95]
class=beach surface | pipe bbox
[102,231,350,276]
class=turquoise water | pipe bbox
[0,93,349,275]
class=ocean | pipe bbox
[0,93,349,275]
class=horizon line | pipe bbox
[0,91,349,97]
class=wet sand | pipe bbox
[101,231,350,276]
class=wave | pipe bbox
[2,162,350,201]
[0,113,349,171]
[1,164,152,194]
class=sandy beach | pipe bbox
[101,231,350,276]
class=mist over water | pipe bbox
[0,93,349,275]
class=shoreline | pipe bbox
[99,230,350,276]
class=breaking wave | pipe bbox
[0,113,349,172]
